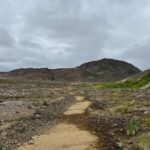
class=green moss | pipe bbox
[142,101,150,107]
[92,84,103,89]
[143,114,150,128]
[138,133,150,150]
[81,82,103,89]
[113,105,126,113]
[113,100,138,113]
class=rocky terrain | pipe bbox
[0,64,149,150]
[0,58,141,82]
[81,71,150,150]
[0,79,76,150]
[83,88,150,150]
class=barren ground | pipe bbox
[18,96,98,150]
[0,79,149,150]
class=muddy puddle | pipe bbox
[18,96,98,150]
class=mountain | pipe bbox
[0,58,141,82]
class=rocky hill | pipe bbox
[0,58,141,82]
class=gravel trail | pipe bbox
[18,96,98,150]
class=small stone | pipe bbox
[35,114,41,118]
[144,111,150,115]
[127,141,133,144]
[120,128,124,131]
[16,111,19,114]
[43,101,49,106]
[27,105,32,109]
[29,141,34,145]
[112,123,118,127]
[117,142,123,148]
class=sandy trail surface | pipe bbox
[18,96,98,150]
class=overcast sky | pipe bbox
[0,0,150,71]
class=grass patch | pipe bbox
[113,100,138,113]
[104,73,150,89]
[126,119,142,136]
[138,133,150,150]
[82,73,150,89]
[81,82,103,89]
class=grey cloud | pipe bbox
[120,40,150,70]
[0,0,149,71]
[0,27,15,47]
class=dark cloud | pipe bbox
[0,0,149,71]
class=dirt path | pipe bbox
[17,96,98,150]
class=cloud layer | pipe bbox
[0,0,150,71]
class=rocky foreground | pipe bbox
[0,78,149,150]
[83,88,150,150]
[0,79,75,150]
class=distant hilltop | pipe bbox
[0,58,141,82]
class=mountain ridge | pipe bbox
[0,58,141,82]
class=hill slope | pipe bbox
[90,69,150,89]
[126,69,150,81]
[0,58,141,82]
